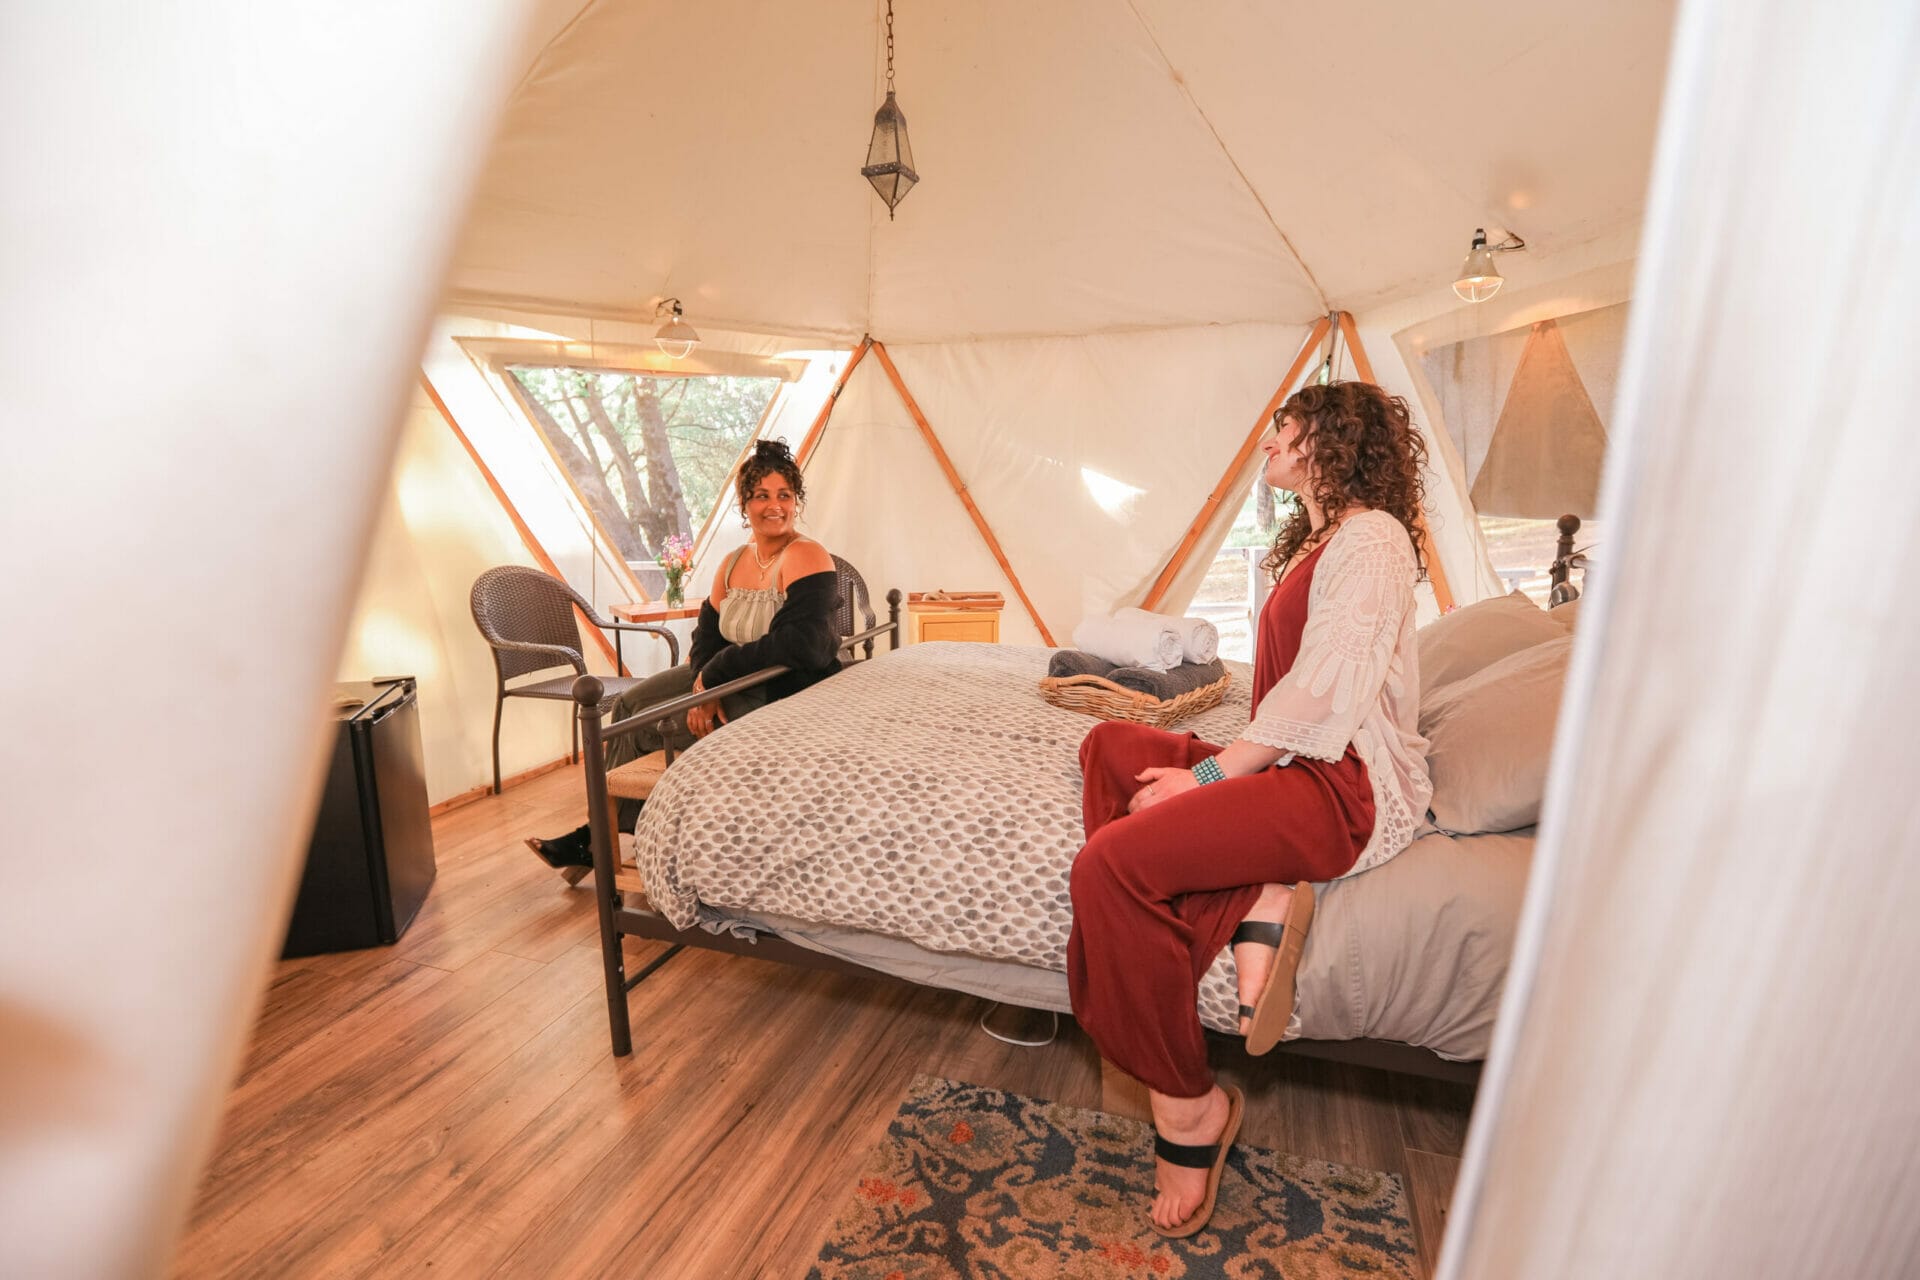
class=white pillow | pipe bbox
[1420,635,1573,835]
[1418,590,1567,699]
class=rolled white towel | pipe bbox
[1116,607,1219,665]
[1072,612,1184,671]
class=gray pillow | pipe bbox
[1418,590,1566,698]
[1420,635,1573,835]
[1549,597,1583,632]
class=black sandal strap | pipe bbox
[1232,919,1287,950]
[1154,1133,1222,1170]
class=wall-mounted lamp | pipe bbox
[654,298,701,359]
[1453,228,1527,303]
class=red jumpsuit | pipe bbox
[1066,540,1376,1097]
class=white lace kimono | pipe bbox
[1240,509,1433,876]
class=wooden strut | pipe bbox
[1334,313,1456,613]
[868,340,1058,646]
[420,374,626,674]
[793,336,873,469]
[1141,316,1331,611]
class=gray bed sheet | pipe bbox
[694,824,1531,1062]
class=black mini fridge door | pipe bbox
[283,678,438,957]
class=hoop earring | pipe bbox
[740,511,750,528]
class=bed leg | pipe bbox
[574,679,633,1058]
[1099,1056,1151,1122]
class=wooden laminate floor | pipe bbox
[172,764,1475,1279]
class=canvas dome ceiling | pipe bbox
[451,0,1674,342]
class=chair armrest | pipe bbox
[606,621,680,665]
[493,638,586,673]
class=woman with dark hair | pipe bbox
[525,439,843,868]
[1067,381,1435,1237]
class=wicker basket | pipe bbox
[1038,671,1230,728]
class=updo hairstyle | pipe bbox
[736,439,806,516]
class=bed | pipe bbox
[572,590,1566,1086]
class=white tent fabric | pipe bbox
[1439,0,1920,1274]
[1423,303,1628,513]
[0,4,531,1277]
[801,324,1312,645]
[341,387,621,806]
[458,0,1675,339]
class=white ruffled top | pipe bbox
[1241,509,1433,876]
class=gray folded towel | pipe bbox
[1108,658,1228,700]
[1047,649,1119,679]
[1047,649,1226,700]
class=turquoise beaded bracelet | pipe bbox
[1192,756,1226,786]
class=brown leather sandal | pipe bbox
[1150,1085,1245,1239]
[1234,883,1316,1056]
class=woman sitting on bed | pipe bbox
[525,439,843,869]
[1067,381,1434,1237]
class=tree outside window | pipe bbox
[508,367,781,570]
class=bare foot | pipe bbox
[1147,1085,1232,1232]
[1233,883,1293,1037]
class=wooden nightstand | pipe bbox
[908,591,1004,644]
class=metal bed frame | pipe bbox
[566,591,1480,1087]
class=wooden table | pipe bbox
[609,602,702,624]
[607,601,701,675]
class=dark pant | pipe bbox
[604,663,770,770]
[1065,719,1373,1098]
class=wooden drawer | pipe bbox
[912,611,1001,644]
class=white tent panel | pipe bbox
[453,0,1672,340]
[862,3,1323,340]
[1133,0,1674,313]
[1441,0,1920,1273]
[801,324,1312,645]
[0,2,532,1275]
[340,390,616,805]
[456,0,876,333]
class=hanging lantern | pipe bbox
[860,0,918,219]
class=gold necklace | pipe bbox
[751,535,793,571]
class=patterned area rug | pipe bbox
[809,1075,1418,1279]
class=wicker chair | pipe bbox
[469,566,679,795]
[832,554,880,660]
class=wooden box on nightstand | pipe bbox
[907,591,1004,644]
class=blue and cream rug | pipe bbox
[809,1075,1418,1278]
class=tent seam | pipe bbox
[505,0,606,101]
[1122,0,1331,314]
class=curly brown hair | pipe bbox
[1261,381,1429,582]
[737,439,806,515]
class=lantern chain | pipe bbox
[884,0,895,93]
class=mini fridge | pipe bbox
[283,678,438,958]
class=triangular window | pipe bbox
[506,367,782,577]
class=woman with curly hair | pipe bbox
[1067,381,1435,1236]
[525,439,843,868]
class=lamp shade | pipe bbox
[1454,229,1505,302]
[1455,249,1503,302]
[860,91,918,218]
[654,300,700,359]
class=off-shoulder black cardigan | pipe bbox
[687,570,842,702]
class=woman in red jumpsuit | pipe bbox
[1068,381,1435,1236]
